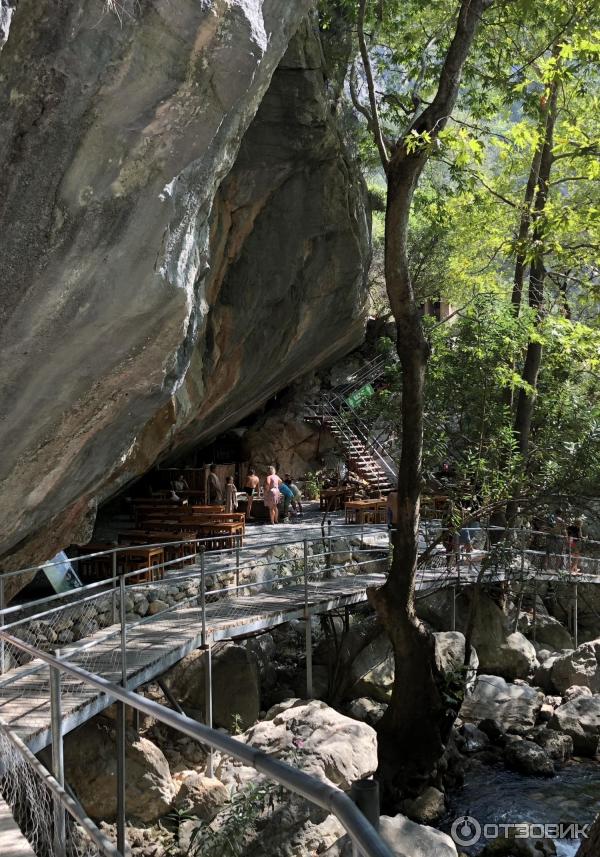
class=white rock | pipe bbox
[240,699,377,790]
[460,675,544,734]
[379,814,458,857]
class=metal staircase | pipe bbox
[306,356,398,494]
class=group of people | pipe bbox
[205,464,303,524]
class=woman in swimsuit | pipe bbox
[263,465,282,524]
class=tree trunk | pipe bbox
[507,78,558,524]
[364,0,493,800]
[514,83,558,446]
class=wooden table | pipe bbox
[320,486,356,511]
[193,522,244,551]
[75,542,116,583]
[344,499,384,525]
[120,547,165,583]
[118,531,198,565]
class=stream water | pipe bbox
[441,759,600,855]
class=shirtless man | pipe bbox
[244,467,260,520]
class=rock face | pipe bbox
[64,721,176,822]
[0,3,370,570]
[162,642,260,731]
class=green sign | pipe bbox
[346,384,374,409]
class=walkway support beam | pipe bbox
[50,661,66,857]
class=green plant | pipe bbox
[303,471,322,500]
[230,712,244,735]
[189,779,283,857]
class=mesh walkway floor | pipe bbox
[0,572,385,754]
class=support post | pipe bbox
[350,778,380,857]
[111,551,118,625]
[204,643,213,777]
[328,519,333,572]
[235,546,240,589]
[0,576,5,676]
[50,661,66,857]
[116,575,127,855]
[200,551,207,647]
[532,578,538,644]
[574,582,579,649]
[303,539,313,698]
[452,587,456,632]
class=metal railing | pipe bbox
[0,527,391,751]
[327,392,398,484]
[0,633,395,857]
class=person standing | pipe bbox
[207,464,224,505]
[225,476,238,513]
[264,465,282,524]
[243,467,260,521]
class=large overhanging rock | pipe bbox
[0,2,370,572]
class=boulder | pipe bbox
[402,787,445,825]
[524,614,573,651]
[533,728,573,763]
[461,723,490,753]
[533,656,560,694]
[349,630,478,706]
[551,640,600,694]
[379,814,458,857]
[564,684,593,701]
[174,773,228,821]
[162,642,260,730]
[349,633,394,703]
[480,632,539,681]
[549,694,600,755]
[461,675,544,734]
[503,737,554,777]
[478,718,506,744]
[239,699,377,790]
[64,721,176,822]
[434,631,479,693]
[346,697,387,726]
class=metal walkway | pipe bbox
[0,522,598,756]
[0,568,386,754]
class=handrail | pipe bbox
[0,521,386,581]
[0,524,388,622]
[328,393,398,484]
[0,632,395,857]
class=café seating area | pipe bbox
[75,495,246,583]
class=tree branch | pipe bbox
[357,0,390,172]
